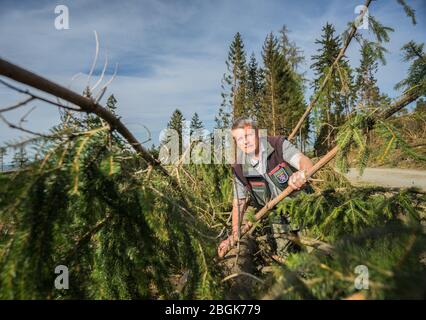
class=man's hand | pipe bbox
[288,170,307,190]
[217,232,238,258]
[217,198,247,257]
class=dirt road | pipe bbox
[345,168,426,191]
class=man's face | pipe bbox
[231,125,258,154]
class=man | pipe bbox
[218,117,314,258]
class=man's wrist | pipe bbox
[231,229,239,240]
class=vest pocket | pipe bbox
[248,179,271,208]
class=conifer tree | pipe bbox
[106,94,118,114]
[261,32,306,138]
[261,32,289,135]
[164,109,185,155]
[11,146,28,168]
[1,0,424,301]
[190,112,203,136]
[279,25,305,72]
[246,53,264,121]
[278,26,309,149]
[355,43,382,111]
[0,101,224,300]
[311,23,354,156]
[395,41,426,95]
[216,32,248,128]
[189,112,204,148]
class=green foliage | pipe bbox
[396,0,417,25]
[311,23,355,156]
[11,146,29,169]
[355,42,384,113]
[335,110,426,175]
[375,120,426,164]
[276,187,424,241]
[264,187,425,299]
[246,53,264,121]
[395,41,426,97]
[216,32,248,128]
[215,28,307,149]
[267,225,425,299]
[335,113,370,174]
[261,32,306,137]
[2,2,425,301]
[163,109,185,154]
[190,112,203,138]
[0,124,224,299]
[368,16,394,44]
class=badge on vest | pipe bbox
[273,167,288,184]
[269,163,290,185]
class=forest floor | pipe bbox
[345,167,426,191]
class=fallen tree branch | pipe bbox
[221,271,265,284]
[262,233,335,255]
[0,58,173,184]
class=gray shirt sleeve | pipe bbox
[282,139,302,163]
[233,176,248,200]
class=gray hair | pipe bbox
[231,117,257,130]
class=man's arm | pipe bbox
[283,139,314,190]
[231,198,248,237]
[298,154,314,171]
[217,198,248,257]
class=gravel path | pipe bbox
[345,168,426,191]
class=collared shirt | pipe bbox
[233,138,302,200]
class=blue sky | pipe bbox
[0,0,425,161]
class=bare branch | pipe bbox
[0,79,82,112]
[87,30,100,88]
[139,123,152,144]
[0,97,34,113]
[18,105,37,126]
[0,113,50,138]
[221,272,265,284]
[99,62,118,93]
[94,86,106,104]
[0,58,174,185]
[91,51,108,92]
